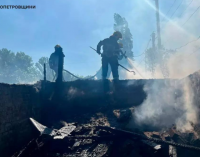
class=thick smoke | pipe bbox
[133,78,198,132]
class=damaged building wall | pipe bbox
[0,83,41,157]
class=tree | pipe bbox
[0,48,79,83]
[14,52,39,83]
[0,48,16,83]
[0,48,39,84]
[114,13,134,60]
[15,52,33,71]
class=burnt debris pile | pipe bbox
[13,117,200,157]
[2,70,200,157]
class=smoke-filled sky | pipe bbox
[0,0,200,77]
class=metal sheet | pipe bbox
[30,118,76,139]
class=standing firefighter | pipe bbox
[97,31,123,80]
[49,45,65,81]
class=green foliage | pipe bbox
[0,48,80,83]
[15,52,33,71]
[0,48,39,84]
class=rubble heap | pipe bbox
[3,71,200,157]
[12,113,200,157]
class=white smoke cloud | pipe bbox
[133,78,198,132]
[176,77,198,131]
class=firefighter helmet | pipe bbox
[113,31,122,39]
[54,45,62,50]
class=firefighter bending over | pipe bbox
[97,31,123,80]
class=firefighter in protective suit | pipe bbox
[97,31,122,80]
[49,45,65,80]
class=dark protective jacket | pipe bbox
[97,36,121,79]
[97,36,120,58]
[49,50,65,72]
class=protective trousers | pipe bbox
[102,56,119,80]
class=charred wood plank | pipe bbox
[96,126,200,152]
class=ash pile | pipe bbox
[13,115,200,157]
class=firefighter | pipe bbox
[97,31,122,80]
[49,45,65,81]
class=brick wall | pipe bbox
[0,83,41,157]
